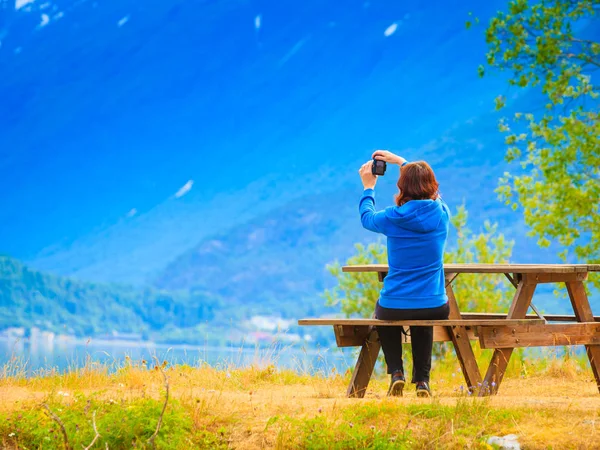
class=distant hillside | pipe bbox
[0,255,223,342]
[1,0,514,284]
[152,166,555,321]
[153,187,362,318]
[151,109,560,318]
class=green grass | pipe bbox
[1,350,598,449]
[268,398,527,449]
[0,397,224,450]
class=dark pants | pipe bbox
[375,302,450,383]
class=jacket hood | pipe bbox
[384,199,446,233]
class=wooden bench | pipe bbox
[298,318,545,346]
[299,263,600,397]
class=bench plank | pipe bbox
[460,312,600,322]
[479,323,600,348]
[342,263,600,274]
[298,318,545,327]
[333,324,478,347]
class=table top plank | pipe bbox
[342,263,600,274]
[298,318,545,327]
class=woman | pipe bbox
[358,150,450,398]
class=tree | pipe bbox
[445,206,515,312]
[480,0,600,287]
[324,241,386,317]
[325,206,515,317]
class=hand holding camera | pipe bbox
[372,150,407,167]
[360,150,406,190]
[359,161,378,190]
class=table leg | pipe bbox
[347,327,381,398]
[481,279,537,396]
[446,284,482,392]
[566,281,600,393]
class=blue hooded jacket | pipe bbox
[360,188,450,309]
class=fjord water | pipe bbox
[0,336,355,376]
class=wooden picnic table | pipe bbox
[299,263,600,397]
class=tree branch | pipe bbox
[43,403,72,450]
[582,57,600,69]
[570,37,599,45]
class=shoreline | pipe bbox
[0,334,334,356]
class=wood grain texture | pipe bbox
[446,284,482,391]
[342,264,600,274]
[347,327,380,398]
[481,281,537,396]
[332,324,477,347]
[459,312,600,322]
[478,323,600,348]
[566,281,600,393]
[298,318,544,327]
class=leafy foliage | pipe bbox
[445,206,514,312]
[481,0,600,287]
[324,207,514,317]
[324,242,387,317]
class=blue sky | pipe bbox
[0,0,515,271]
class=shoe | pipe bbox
[387,370,405,397]
[416,381,431,398]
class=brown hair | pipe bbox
[395,161,440,206]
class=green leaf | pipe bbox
[484,0,600,290]
[478,65,485,78]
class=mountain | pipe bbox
[154,187,360,317]
[152,154,560,319]
[0,0,518,285]
[1,0,588,341]
[0,255,224,343]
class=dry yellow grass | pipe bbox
[1,353,600,449]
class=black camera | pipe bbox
[372,159,387,176]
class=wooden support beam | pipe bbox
[347,327,380,398]
[446,285,482,391]
[504,273,518,288]
[445,273,459,287]
[503,273,545,321]
[479,323,600,348]
[566,281,600,394]
[481,280,537,396]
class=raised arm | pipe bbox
[359,188,387,233]
[358,161,386,233]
